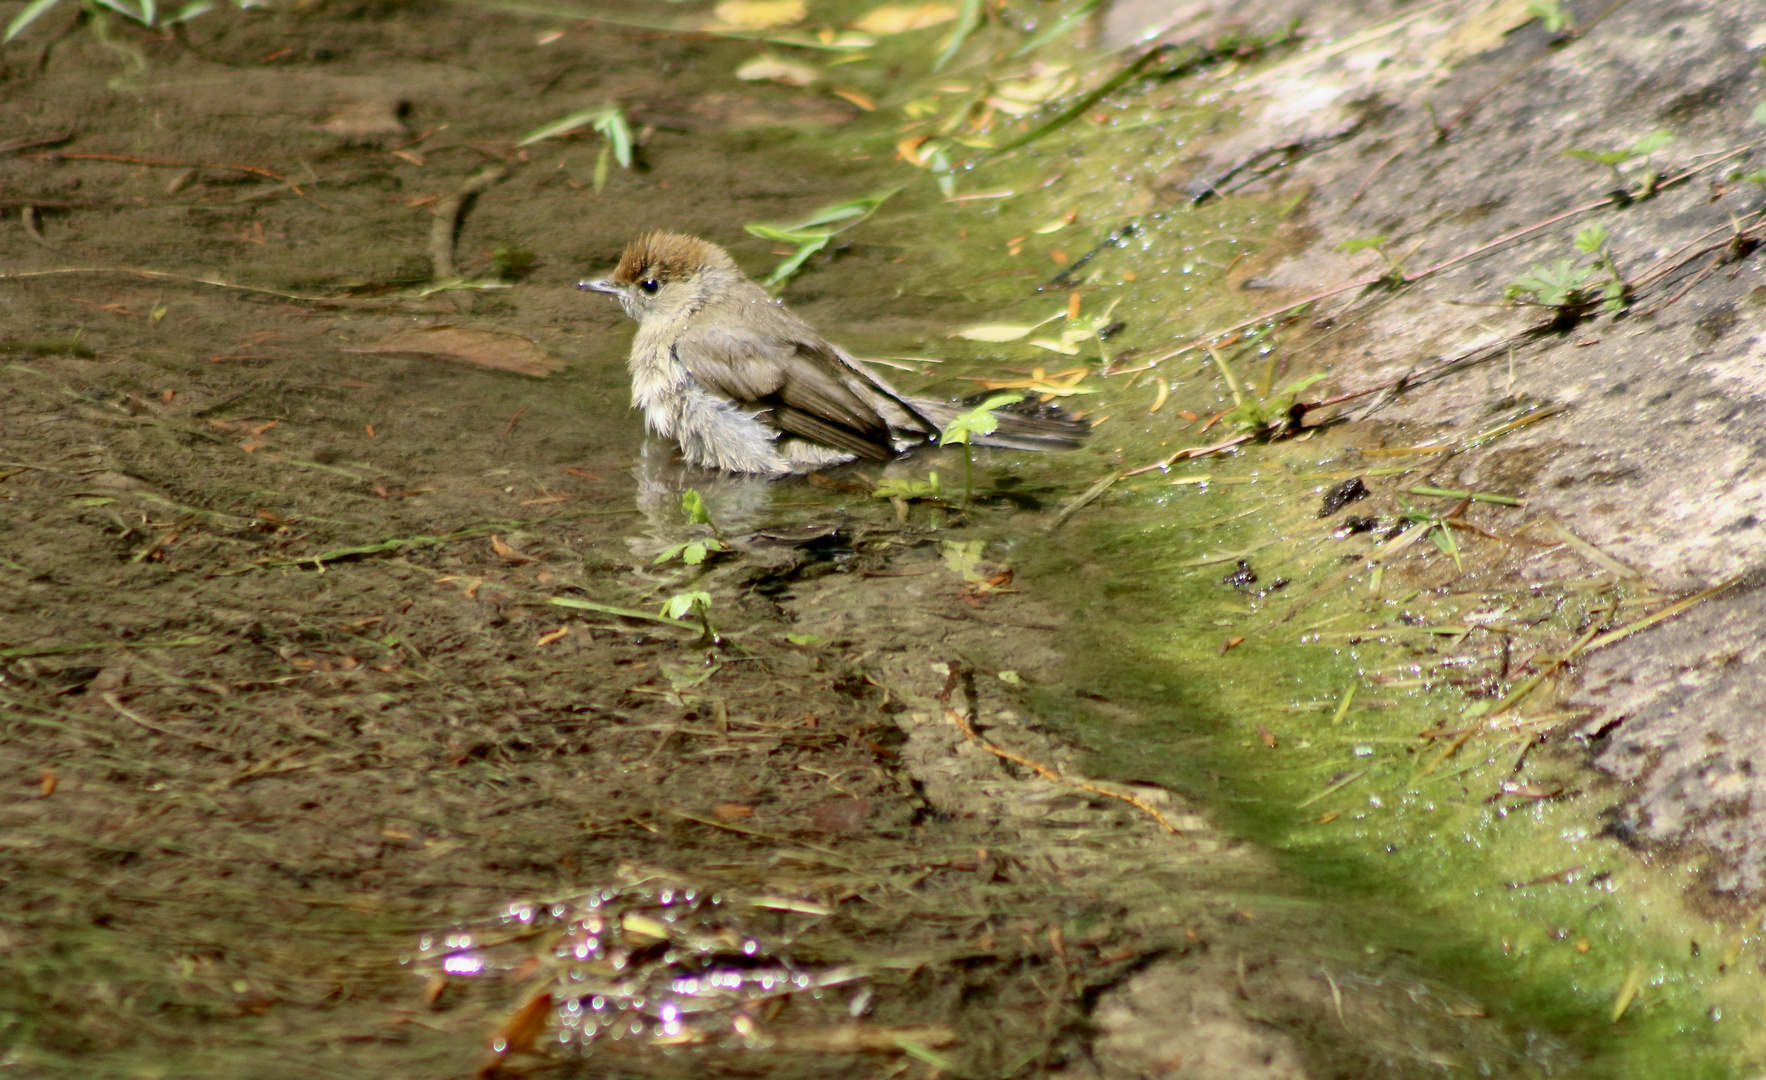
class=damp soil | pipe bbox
[3,1,1759,1078]
[0,5,1499,1078]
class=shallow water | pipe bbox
[4,0,1762,1074]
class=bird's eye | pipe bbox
[640,279,660,295]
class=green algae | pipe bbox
[764,4,1766,1072]
[1022,477,1761,1077]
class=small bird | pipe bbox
[578,232,1088,475]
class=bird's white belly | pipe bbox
[626,329,784,473]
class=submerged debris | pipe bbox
[410,882,861,1058]
[1317,476,1369,517]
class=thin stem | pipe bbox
[1206,346,1246,408]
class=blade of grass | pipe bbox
[1011,0,1099,56]
[993,43,1172,153]
[4,0,66,41]
[1297,769,1366,808]
[1580,573,1744,652]
[932,0,982,71]
[1407,486,1522,505]
[548,596,699,629]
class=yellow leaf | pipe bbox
[710,0,806,30]
[831,87,876,110]
[1028,337,1083,355]
[621,912,671,941]
[993,74,1070,104]
[853,2,958,34]
[736,55,819,85]
[954,324,1037,342]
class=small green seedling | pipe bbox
[1505,221,1629,314]
[1731,106,1766,190]
[1027,297,1122,363]
[1223,373,1326,437]
[872,473,942,501]
[1564,129,1671,197]
[517,106,634,192]
[745,189,898,288]
[1401,504,1463,571]
[655,488,727,565]
[874,472,942,522]
[940,393,1022,506]
[1504,258,1590,309]
[1335,234,1389,257]
[680,489,720,533]
[1525,0,1570,34]
[660,589,715,640]
[1206,344,1322,437]
[655,537,726,565]
[1334,234,1417,287]
[1572,223,1630,312]
[5,0,224,44]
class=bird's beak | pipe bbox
[576,278,621,295]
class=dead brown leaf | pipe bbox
[346,326,565,378]
[490,534,535,564]
[808,797,871,834]
[318,99,410,144]
[490,990,552,1056]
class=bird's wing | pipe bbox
[770,404,895,460]
[672,315,902,458]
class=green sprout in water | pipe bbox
[872,473,942,501]
[940,393,1022,506]
[873,472,942,521]
[1401,504,1463,571]
[1207,345,1323,438]
[517,105,634,192]
[744,189,897,288]
[660,589,715,641]
[655,489,727,566]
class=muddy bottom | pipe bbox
[0,3,1606,1077]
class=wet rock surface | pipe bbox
[1113,0,1766,899]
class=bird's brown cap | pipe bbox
[611,232,736,286]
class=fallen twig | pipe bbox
[939,662,1182,834]
[19,206,61,253]
[430,164,511,281]
[1188,145,1758,351]
[1046,469,1121,529]
[29,151,327,207]
[1123,433,1253,477]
